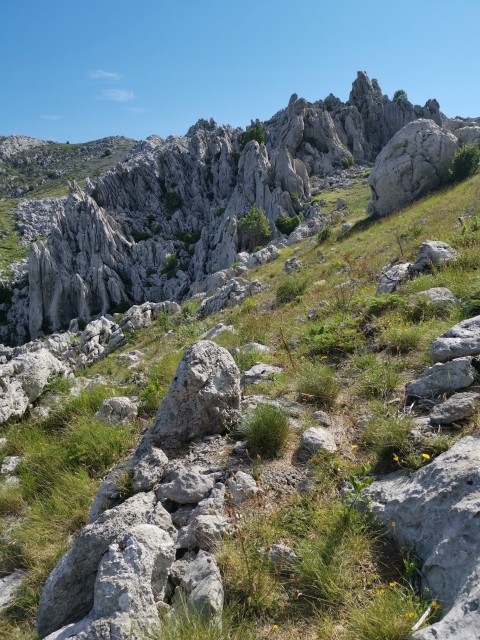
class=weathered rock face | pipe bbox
[37,492,175,637]
[364,436,480,640]
[3,73,442,344]
[367,119,458,216]
[431,315,480,363]
[405,357,476,399]
[145,341,241,449]
[0,348,66,424]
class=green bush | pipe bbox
[161,254,178,278]
[276,276,308,304]
[175,230,201,244]
[342,154,354,169]
[241,124,265,148]
[295,361,339,408]
[449,143,480,183]
[317,226,332,244]
[238,204,271,251]
[163,191,183,214]
[241,403,290,458]
[392,89,408,104]
[382,324,422,354]
[276,214,302,235]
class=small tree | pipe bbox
[241,124,265,148]
[238,204,270,251]
[449,143,480,183]
[393,89,408,104]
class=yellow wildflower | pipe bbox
[393,454,399,463]
[389,581,399,587]
[405,612,415,618]
[351,444,358,449]
[272,625,279,631]
[421,453,431,460]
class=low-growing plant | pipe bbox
[276,214,302,235]
[356,353,402,399]
[161,254,178,278]
[363,412,414,471]
[305,322,363,358]
[276,276,308,304]
[382,323,422,354]
[294,360,339,408]
[163,191,183,214]
[241,124,265,148]
[239,403,290,458]
[449,143,480,183]
[317,226,332,244]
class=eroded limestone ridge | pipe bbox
[1,72,442,344]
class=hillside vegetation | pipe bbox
[1,172,480,639]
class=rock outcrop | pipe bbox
[0,348,66,423]
[145,340,241,450]
[367,119,458,216]
[2,72,442,344]
[365,436,480,640]
[37,340,237,639]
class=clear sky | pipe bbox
[2,0,479,143]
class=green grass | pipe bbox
[236,403,290,458]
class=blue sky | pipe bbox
[2,0,479,143]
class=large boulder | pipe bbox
[367,119,458,216]
[364,436,480,640]
[0,349,66,425]
[36,492,174,637]
[145,341,241,449]
[431,315,480,363]
[405,357,476,399]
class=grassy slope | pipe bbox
[1,174,479,638]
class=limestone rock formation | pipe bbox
[367,119,458,216]
[431,315,480,363]
[2,73,442,344]
[365,436,480,640]
[0,348,66,424]
[405,357,476,399]
[145,341,241,449]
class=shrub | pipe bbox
[317,226,332,244]
[163,191,183,214]
[238,204,271,251]
[449,143,480,183]
[161,254,178,278]
[276,214,302,235]
[276,276,308,304]
[392,89,408,104]
[241,403,290,457]
[131,230,150,242]
[342,154,354,169]
[355,353,401,399]
[295,361,339,408]
[175,230,201,244]
[241,123,265,148]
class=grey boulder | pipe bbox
[226,471,260,504]
[431,315,480,363]
[146,341,241,449]
[405,357,476,399]
[429,392,479,425]
[367,119,458,217]
[95,397,138,424]
[364,436,480,640]
[37,492,174,637]
[411,241,458,272]
[417,287,458,306]
[243,363,283,385]
[298,427,337,461]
